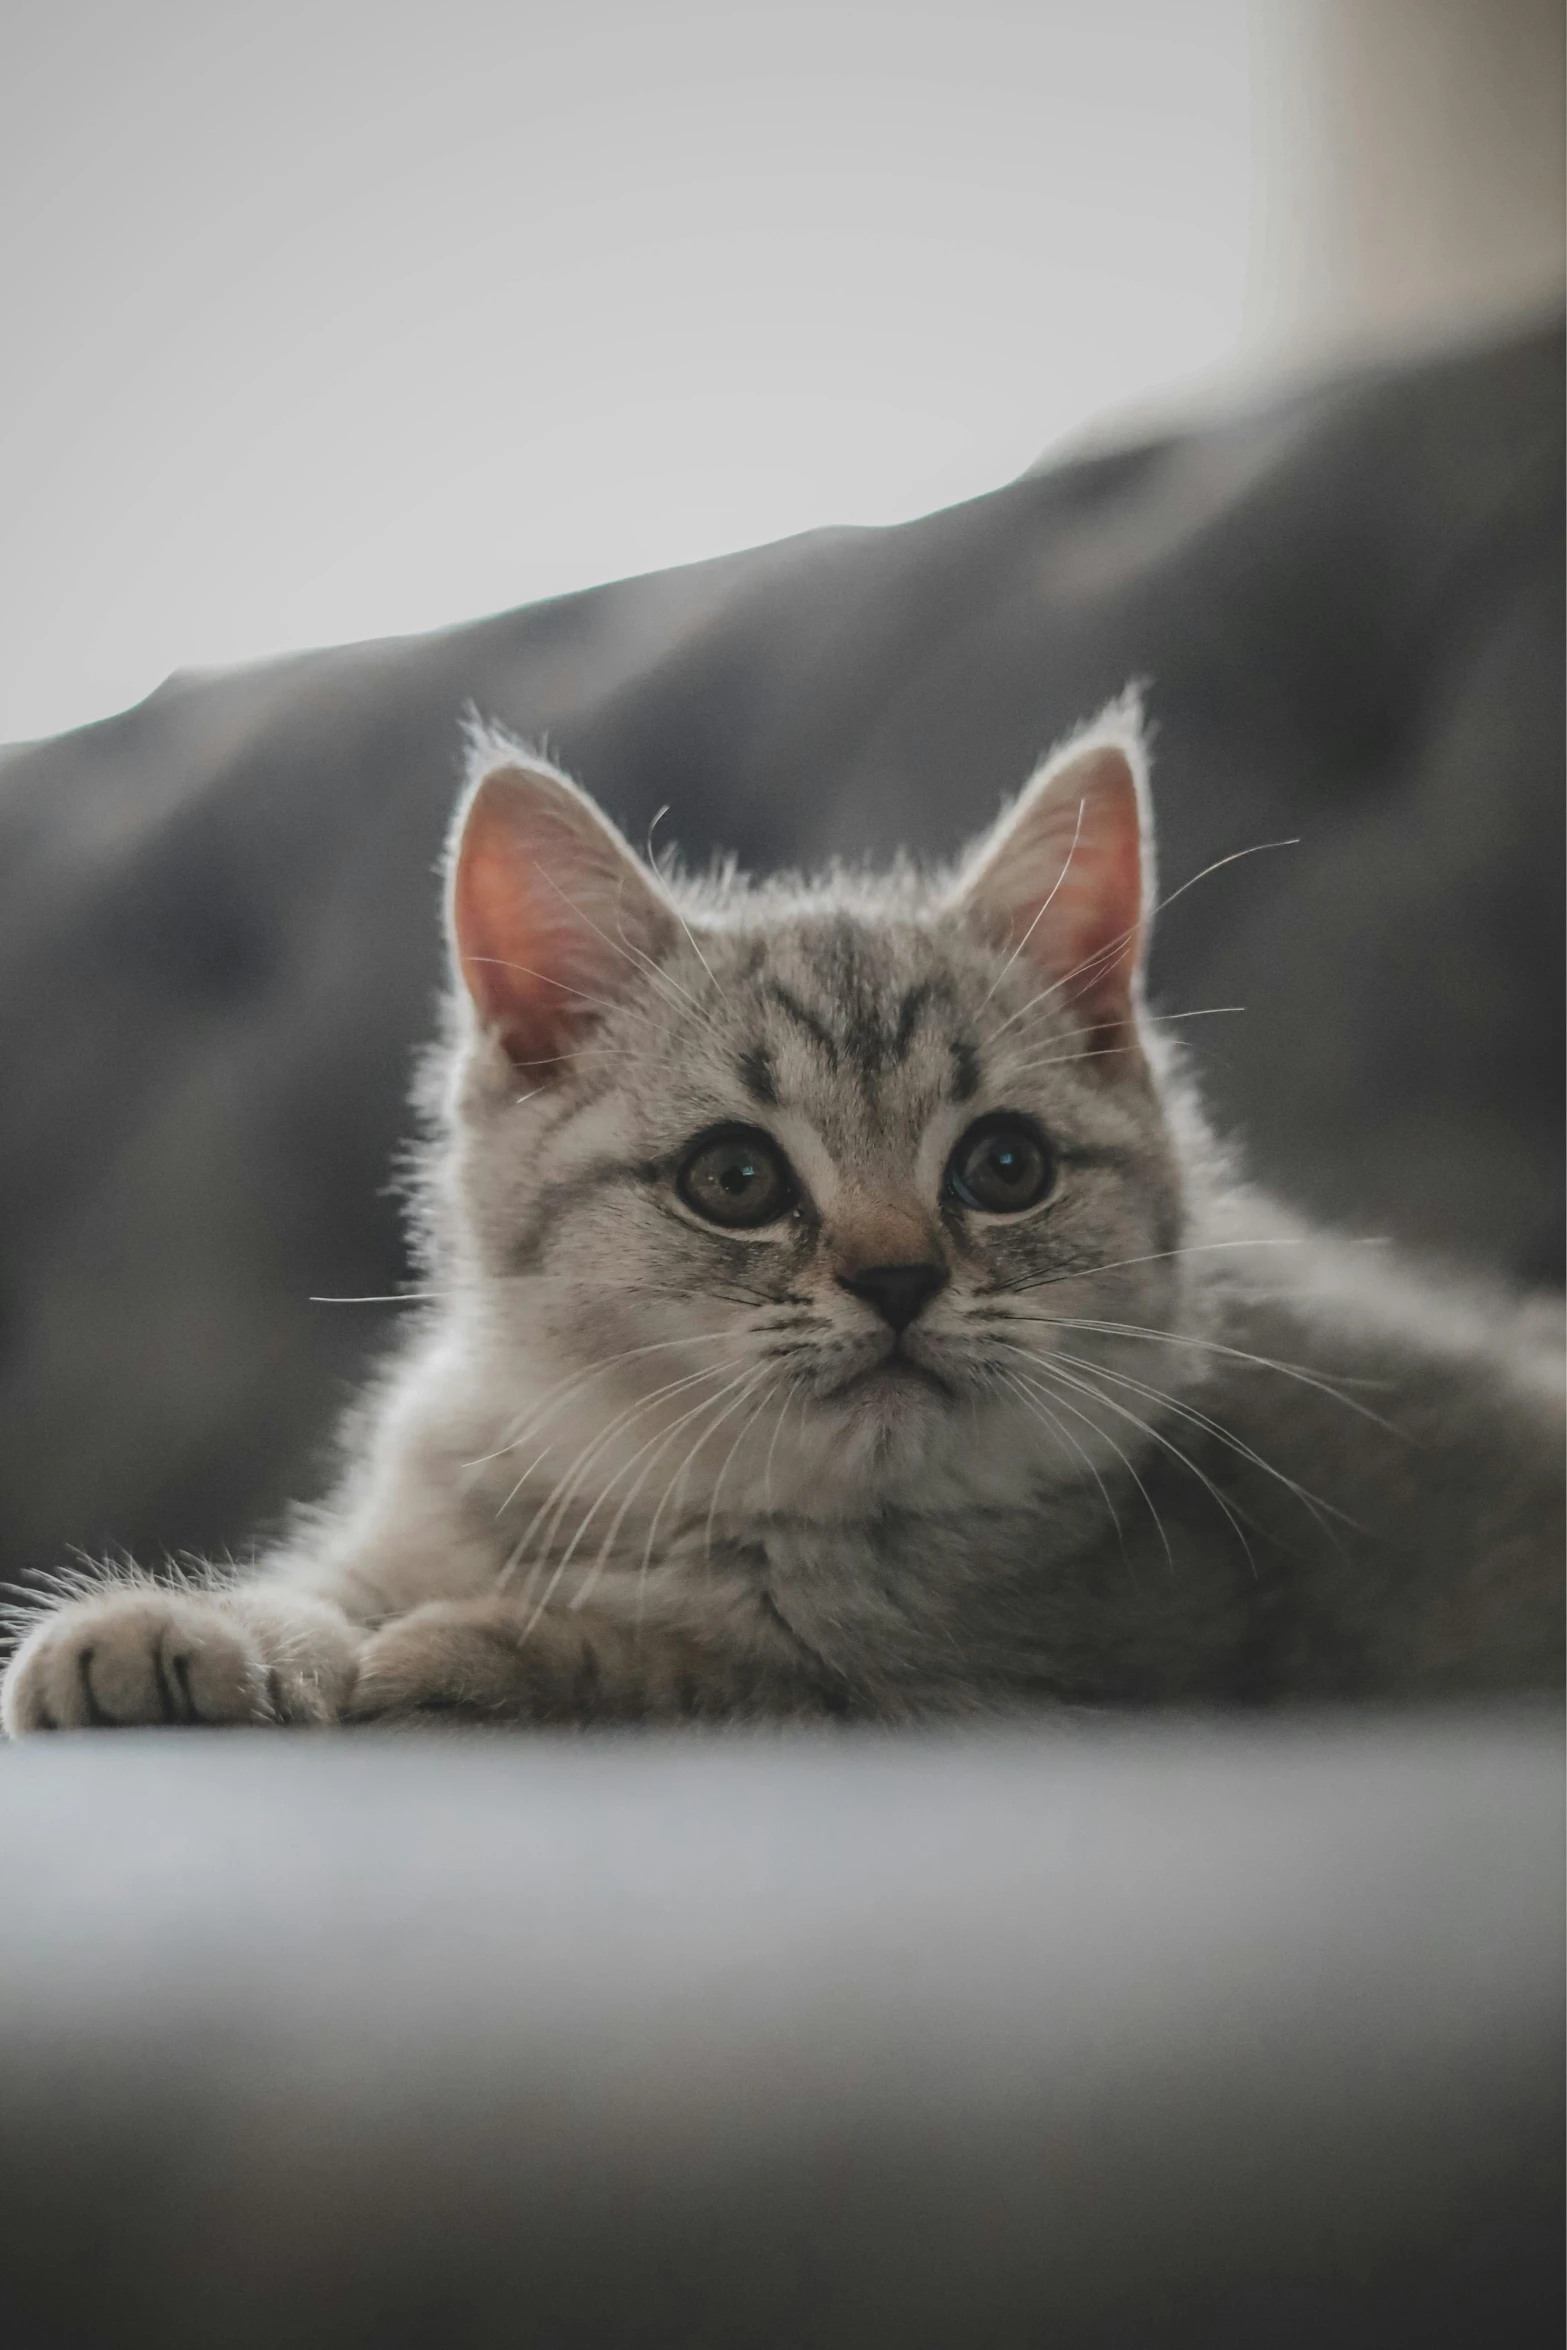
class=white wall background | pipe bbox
[2,0,1560,745]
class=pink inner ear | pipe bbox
[967,743,1148,1039]
[451,768,671,1074]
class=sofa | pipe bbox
[0,320,1560,2344]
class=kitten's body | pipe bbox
[4,711,1560,1733]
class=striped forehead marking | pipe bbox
[737,976,981,1108]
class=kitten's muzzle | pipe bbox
[835,1262,946,1333]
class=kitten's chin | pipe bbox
[802,1357,959,1483]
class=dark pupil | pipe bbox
[951,1119,1051,1212]
[678,1131,792,1228]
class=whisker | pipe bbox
[488,1361,703,1511]
[1001,1044,1139,1076]
[531,865,726,1041]
[980,843,1297,1048]
[971,796,1087,1018]
[1015,1349,1257,1573]
[517,1365,761,1634]
[667,897,723,1001]
[496,1361,733,1584]
[1155,838,1302,918]
[701,1376,783,1568]
[762,1374,805,1515]
[999,1333,1354,1559]
[631,1369,776,1630]
[996,1369,1127,1558]
[1039,1344,1350,1533]
[308,1290,447,1305]
[649,805,733,1008]
[1004,1365,1174,1571]
[999,1006,1250,1080]
[567,1362,778,1613]
[526,1359,737,1536]
[988,1312,1399,1423]
[996,1235,1324,1296]
[1052,1344,1362,1560]
[462,955,625,1014]
[467,1332,734,1475]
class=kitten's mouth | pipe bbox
[827,1348,955,1402]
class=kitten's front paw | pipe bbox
[349,1601,596,1726]
[1,1587,360,1736]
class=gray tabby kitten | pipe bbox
[3,705,1561,1733]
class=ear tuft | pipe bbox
[952,695,1153,1047]
[447,740,679,1076]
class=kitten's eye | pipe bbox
[946,1115,1055,1216]
[676,1126,798,1229]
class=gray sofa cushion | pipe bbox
[0,1715,1560,2346]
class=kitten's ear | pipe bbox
[448,746,679,1075]
[952,706,1153,1047]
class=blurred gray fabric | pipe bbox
[0,320,1560,1591]
[0,1715,1559,2348]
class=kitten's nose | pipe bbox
[837,1262,946,1332]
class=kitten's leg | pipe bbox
[1,1583,361,1735]
[348,1598,799,1726]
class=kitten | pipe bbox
[3,703,1561,1734]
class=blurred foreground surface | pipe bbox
[0,320,1560,1592]
[0,1712,1560,2347]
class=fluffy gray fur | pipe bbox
[3,704,1561,1733]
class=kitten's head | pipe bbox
[433,700,1192,1521]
